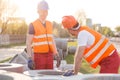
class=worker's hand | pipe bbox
[63,70,74,76]
[56,57,61,67]
[27,58,35,70]
[55,54,61,68]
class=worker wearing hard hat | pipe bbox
[62,15,120,76]
[26,0,61,70]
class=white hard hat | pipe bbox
[37,0,49,10]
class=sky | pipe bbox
[12,0,120,30]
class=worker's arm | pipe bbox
[52,37,61,67]
[52,37,58,54]
[73,46,86,75]
[26,34,34,59]
[26,34,35,70]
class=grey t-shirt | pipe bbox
[28,22,46,34]
[28,23,35,34]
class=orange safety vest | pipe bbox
[80,26,115,68]
[32,19,57,54]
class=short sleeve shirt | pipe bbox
[28,22,46,34]
[28,23,35,34]
[77,30,95,48]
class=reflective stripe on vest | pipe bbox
[80,26,115,68]
[85,37,112,65]
[32,19,56,53]
[33,41,53,46]
[33,34,53,46]
[34,34,53,39]
[84,36,106,58]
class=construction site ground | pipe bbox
[0,46,26,61]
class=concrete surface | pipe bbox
[0,70,32,80]
[0,46,26,61]
[0,63,24,73]
[23,70,82,80]
[24,70,120,80]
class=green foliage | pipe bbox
[64,54,74,64]
[1,20,28,34]
[0,0,22,34]
[52,21,70,38]
[67,41,77,47]
[100,26,114,37]
[0,57,12,63]
[115,26,120,32]
[92,25,114,37]
[65,54,99,74]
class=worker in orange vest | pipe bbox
[62,15,120,76]
[26,0,61,70]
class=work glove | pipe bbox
[56,57,61,67]
[27,58,35,70]
[55,54,61,68]
[63,70,74,76]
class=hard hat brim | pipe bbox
[71,24,80,30]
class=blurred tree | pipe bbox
[101,26,113,37]
[74,9,86,26]
[52,21,70,38]
[52,21,61,37]
[3,17,28,34]
[0,0,18,34]
[92,24,114,37]
[0,0,6,18]
[114,26,120,37]
[92,24,102,33]
[115,26,120,32]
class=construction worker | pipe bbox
[62,15,120,76]
[26,0,61,70]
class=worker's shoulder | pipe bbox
[79,30,91,36]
